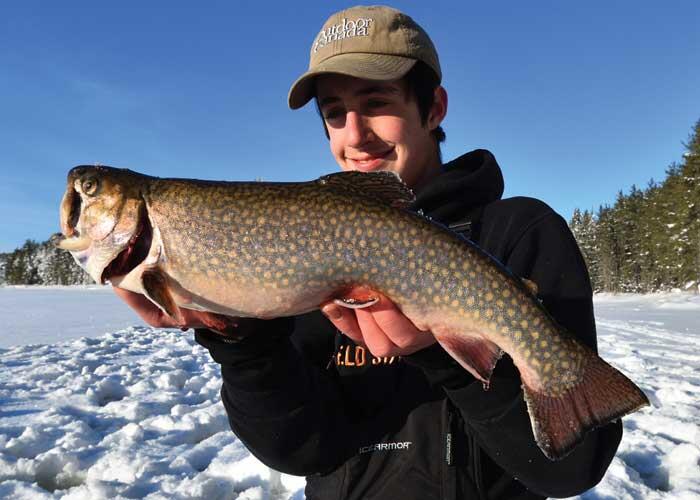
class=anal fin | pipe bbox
[433,331,503,388]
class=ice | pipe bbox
[0,286,698,498]
[0,286,146,348]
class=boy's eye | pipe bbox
[323,107,344,120]
[366,99,387,109]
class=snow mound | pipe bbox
[0,326,305,499]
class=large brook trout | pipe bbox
[53,165,648,460]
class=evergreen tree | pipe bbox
[569,118,700,293]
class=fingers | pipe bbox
[355,307,397,355]
[321,295,437,357]
[113,286,181,328]
[321,303,364,344]
[363,297,427,350]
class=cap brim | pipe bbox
[288,53,417,109]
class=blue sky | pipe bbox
[1,1,699,253]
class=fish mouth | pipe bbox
[100,206,153,284]
[59,182,83,237]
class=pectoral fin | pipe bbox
[141,268,183,323]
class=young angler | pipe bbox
[116,5,622,499]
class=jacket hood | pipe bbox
[411,149,505,222]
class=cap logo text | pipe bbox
[313,17,373,53]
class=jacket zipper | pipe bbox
[445,400,488,500]
[471,431,487,500]
[443,401,457,499]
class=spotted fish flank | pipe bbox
[54,165,649,461]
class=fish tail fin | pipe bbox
[523,354,649,460]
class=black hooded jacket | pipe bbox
[195,150,621,499]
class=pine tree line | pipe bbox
[0,239,92,286]
[570,119,700,293]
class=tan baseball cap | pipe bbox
[288,5,441,110]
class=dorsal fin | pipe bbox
[317,171,415,209]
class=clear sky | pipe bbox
[1,1,699,253]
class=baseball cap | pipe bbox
[288,5,441,110]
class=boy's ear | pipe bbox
[427,86,448,131]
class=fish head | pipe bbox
[54,165,153,284]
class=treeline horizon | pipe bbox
[569,119,700,293]
[2,120,699,292]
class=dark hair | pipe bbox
[403,62,446,145]
[314,61,446,151]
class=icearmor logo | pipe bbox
[313,17,373,53]
[359,441,412,454]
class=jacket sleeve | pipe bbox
[195,313,357,476]
[405,210,621,498]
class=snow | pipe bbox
[0,286,146,348]
[1,288,699,499]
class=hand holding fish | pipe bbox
[113,286,241,337]
[321,294,437,356]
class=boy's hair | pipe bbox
[404,62,446,145]
[315,62,446,153]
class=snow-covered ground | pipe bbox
[0,288,698,499]
[0,286,147,349]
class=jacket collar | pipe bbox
[411,149,504,224]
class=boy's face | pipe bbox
[315,74,444,189]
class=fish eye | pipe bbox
[81,177,100,196]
